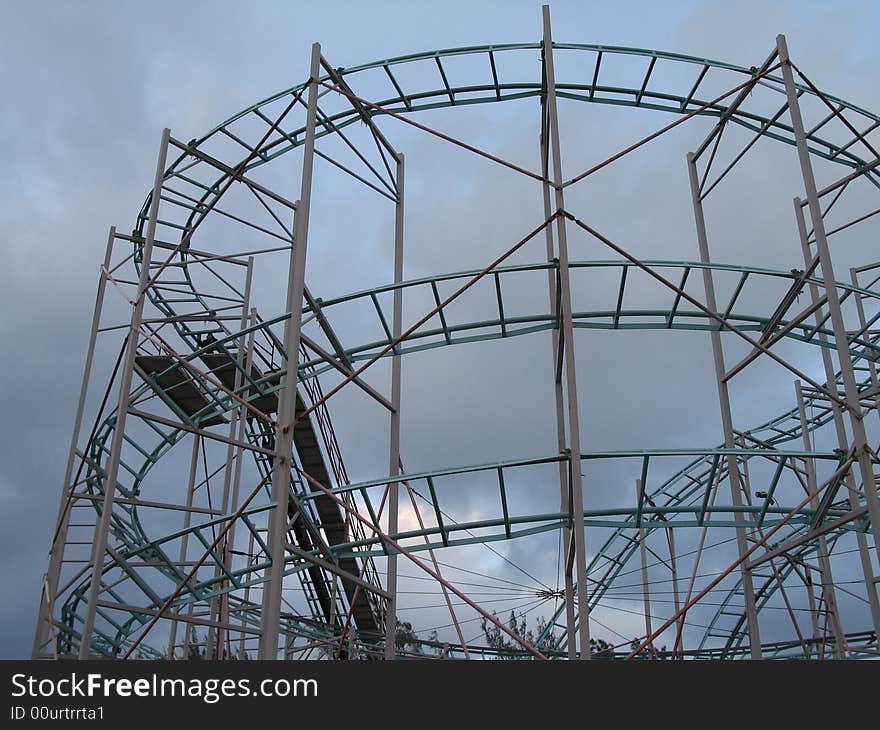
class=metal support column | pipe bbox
[540,35,576,661]
[795,380,846,658]
[667,526,684,657]
[542,4,590,658]
[210,257,254,657]
[805,565,822,658]
[687,151,762,658]
[167,434,202,658]
[793,203,880,640]
[636,480,654,658]
[385,153,405,659]
[850,268,880,394]
[227,308,259,655]
[778,34,880,571]
[258,43,319,660]
[34,226,115,658]
[78,129,170,658]
[240,526,257,658]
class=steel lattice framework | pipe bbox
[34,7,880,660]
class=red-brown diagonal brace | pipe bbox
[292,214,557,428]
[403,480,470,658]
[140,84,308,298]
[562,62,783,188]
[120,473,272,659]
[317,81,546,183]
[565,212,849,409]
[626,452,857,660]
[793,64,880,162]
[296,469,548,660]
[120,461,546,659]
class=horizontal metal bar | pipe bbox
[748,506,868,569]
[285,543,390,600]
[70,492,222,516]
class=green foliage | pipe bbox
[186,627,205,660]
[394,620,442,656]
[394,614,663,660]
[394,619,422,654]
[590,637,616,660]
[480,611,627,659]
[167,627,249,660]
[628,638,667,660]
[480,612,562,659]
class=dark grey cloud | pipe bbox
[2,0,878,659]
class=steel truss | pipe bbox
[34,6,880,660]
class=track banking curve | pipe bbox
[47,40,880,659]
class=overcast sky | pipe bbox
[2,0,879,660]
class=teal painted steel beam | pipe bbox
[56,39,880,659]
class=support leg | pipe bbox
[384,154,405,659]
[542,4,590,658]
[258,43,320,660]
[78,129,171,658]
[686,151,762,658]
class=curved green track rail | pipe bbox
[51,41,880,659]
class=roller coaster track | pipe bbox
[39,37,880,659]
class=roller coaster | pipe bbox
[33,7,880,660]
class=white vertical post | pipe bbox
[667,527,684,657]
[34,226,116,657]
[167,434,202,658]
[542,4,591,658]
[636,480,654,658]
[792,202,880,641]
[78,129,170,658]
[540,52,576,661]
[686,152,762,658]
[777,35,880,574]
[258,43,320,659]
[385,153,405,659]
[794,380,846,658]
[210,257,254,657]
